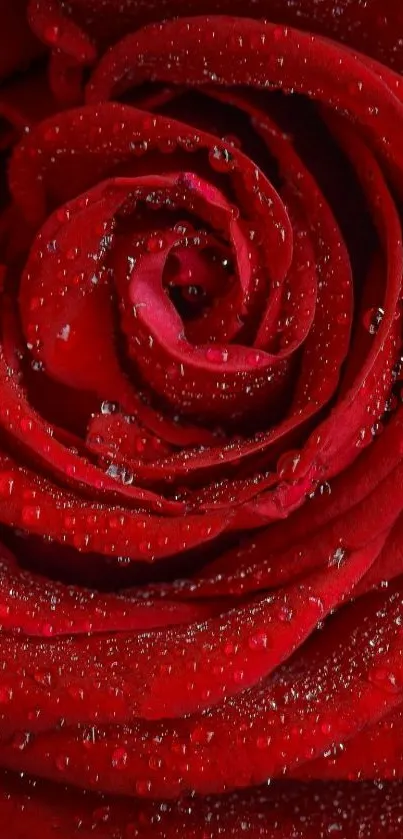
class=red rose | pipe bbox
[0,0,403,835]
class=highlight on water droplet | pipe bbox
[363,306,385,335]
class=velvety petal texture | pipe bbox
[0,0,403,836]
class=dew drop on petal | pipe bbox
[248,631,268,650]
[278,604,294,623]
[367,666,403,693]
[363,307,385,334]
[101,401,118,415]
[12,731,31,751]
[135,780,152,796]
[112,747,128,769]
[208,145,234,172]
[321,722,333,735]
[148,756,163,770]
[277,450,301,480]
[0,686,12,704]
[329,546,347,568]
[55,754,70,771]
[206,347,229,363]
[256,735,271,750]
[190,725,215,745]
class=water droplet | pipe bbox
[130,140,149,155]
[174,221,193,236]
[55,754,70,771]
[208,145,234,173]
[158,135,176,153]
[121,468,134,485]
[0,686,12,703]
[66,246,80,261]
[363,306,385,335]
[44,25,60,45]
[34,670,52,687]
[278,604,294,623]
[321,722,332,735]
[277,450,301,480]
[0,475,14,497]
[57,323,71,342]
[256,735,271,750]
[356,426,372,448]
[246,351,266,367]
[22,506,41,526]
[135,779,152,796]
[318,481,332,496]
[20,418,33,433]
[206,347,229,363]
[112,747,128,769]
[248,631,268,650]
[384,395,398,414]
[178,134,200,152]
[148,755,163,771]
[329,546,347,569]
[67,685,84,701]
[368,666,402,693]
[273,25,287,40]
[371,421,383,437]
[392,356,403,381]
[181,284,206,304]
[146,236,165,253]
[101,401,117,415]
[12,731,31,751]
[190,725,215,745]
[92,806,111,824]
